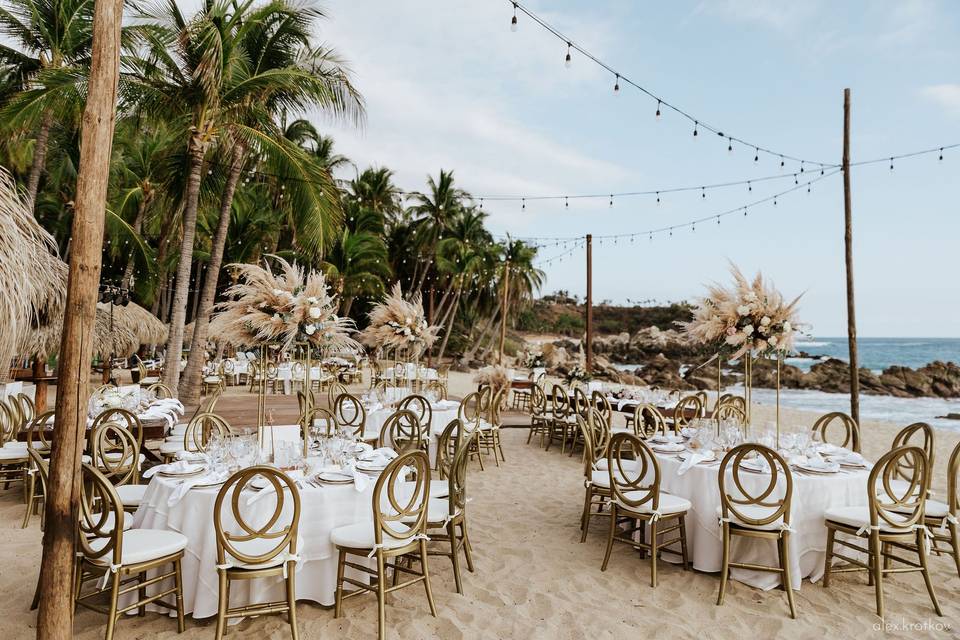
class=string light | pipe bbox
[655,100,661,120]
[510,2,518,31]
[564,42,572,68]
[613,74,620,95]
[693,121,698,138]
[727,138,733,154]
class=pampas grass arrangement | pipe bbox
[209,256,360,353]
[358,282,440,358]
[680,263,802,360]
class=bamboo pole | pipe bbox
[585,234,593,373]
[842,88,860,426]
[497,260,511,365]
[37,0,123,636]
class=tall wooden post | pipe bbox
[497,260,511,365]
[585,234,593,373]
[842,88,860,426]
[37,0,123,637]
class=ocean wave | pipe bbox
[795,341,830,347]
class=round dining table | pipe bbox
[132,468,377,617]
[649,449,870,590]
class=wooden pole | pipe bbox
[842,88,860,426]
[36,0,123,636]
[497,260,511,365]
[585,234,593,373]
[427,288,434,368]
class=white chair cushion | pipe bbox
[614,491,691,516]
[425,498,462,525]
[0,448,28,462]
[203,376,222,384]
[101,452,146,466]
[924,500,950,519]
[89,529,187,566]
[824,506,913,533]
[159,442,187,455]
[223,536,303,571]
[141,377,160,385]
[115,483,148,507]
[330,521,417,551]
[3,442,28,451]
[87,511,133,536]
[168,423,189,435]
[715,505,787,531]
[594,458,639,472]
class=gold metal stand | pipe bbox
[776,354,782,449]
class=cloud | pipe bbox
[694,0,823,32]
[920,84,960,116]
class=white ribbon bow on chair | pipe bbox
[366,533,429,558]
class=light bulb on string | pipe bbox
[780,155,785,168]
[613,74,620,95]
[510,2,518,31]
[889,157,894,170]
[701,186,706,199]
[655,100,661,120]
[794,174,799,185]
[693,121,698,138]
[743,207,748,216]
[773,197,777,206]
[747,181,752,192]
[565,196,569,209]
[564,42,572,68]
[656,191,660,204]
[939,148,944,161]
[716,216,720,225]
[800,161,805,173]
[479,198,483,210]
[608,194,613,207]
[521,198,526,211]
[754,148,759,162]
[727,138,733,154]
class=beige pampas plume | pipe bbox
[358,282,441,358]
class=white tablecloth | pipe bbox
[362,400,460,466]
[652,452,869,590]
[132,471,375,617]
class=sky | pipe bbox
[311,0,960,337]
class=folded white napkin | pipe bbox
[358,447,398,466]
[247,470,304,504]
[433,400,458,410]
[742,456,772,473]
[677,450,715,476]
[168,470,229,505]
[837,451,868,467]
[143,460,204,479]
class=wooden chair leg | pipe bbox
[460,520,475,572]
[334,549,346,618]
[870,534,884,619]
[580,488,593,542]
[448,520,463,594]
[215,570,227,640]
[949,522,960,579]
[287,565,300,640]
[174,558,185,633]
[717,523,730,605]
[780,534,797,619]
[419,540,437,616]
[916,529,943,616]
[601,507,617,571]
[822,526,835,588]
[649,519,659,588]
[375,554,386,640]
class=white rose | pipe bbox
[272,313,281,320]
[743,324,754,336]
[309,306,322,319]
[783,321,792,332]
[768,336,778,347]
[272,288,284,296]
[405,317,412,325]
[760,316,771,326]
[307,296,318,304]
[737,305,751,316]
[304,324,316,335]
[403,328,412,336]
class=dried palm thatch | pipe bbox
[0,168,68,376]
[358,282,441,358]
[209,255,361,353]
[679,262,803,360]
[113,301,168,347]
[91,302,168,358]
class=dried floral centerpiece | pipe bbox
[358,282,441,360]
[680,264,803,441]
[474,364,512,406]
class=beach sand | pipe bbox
[1,370,958,638]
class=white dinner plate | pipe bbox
[157,465,205,479]
[651,443,685,454]
[796,463,839,475]
[317,471,353,484]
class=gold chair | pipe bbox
[88,415,147,511]
[421,431,477,594]
[424,380,447,400]
[511,372,534,411]
[577,411,613,542]
[331,450,437,640]
[333,393,368,442]
[202,362,225,396]
[891,422,935,498]
[0,400,28,491]
[161,412,232,461]
[378,409,425,453]
[221,358,236,386]
[146,382,174,399]
[717,444,796,618]
[822,445,942,619]
[591,390,612,426]
[714,403,747,426]
[923,440,960,578]
[435,419,464,479]
[398,394,433,435]
[16,392,35,425]
[457,391,486,471]
[26,409,54,452]
[811,412,860,452]
[476,388,506,467]
[545,385,575,453]
[630,403,668,438]
[600,432,691,586]
[22,448,48,529]
[137,359,161,385]
[213,466,301,640]
[303,406,338,438]
[248,361,262,393]
[75,463,186,640]
[327,381,348,409]
[672,394,704,431]
[526,383,550,446]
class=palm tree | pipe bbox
[407,169,467,292]
[322,203,391,317]
[174,0,364,402]
[0,0,94,210]
[349,166,402,221]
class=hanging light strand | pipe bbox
[506,0,837,169]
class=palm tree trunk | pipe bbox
[415,253,435,293]
[36,0,122,636]
[161,137,208,391]
[24,111,54,212]
[190,259,202,322]
[461,310,498,364]
[121,192,150,288]
[435,283,463,362]
[341,296,355,317]
[180,143,244,403]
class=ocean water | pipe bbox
[790,337,960,372]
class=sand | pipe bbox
[1,370,958,639]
